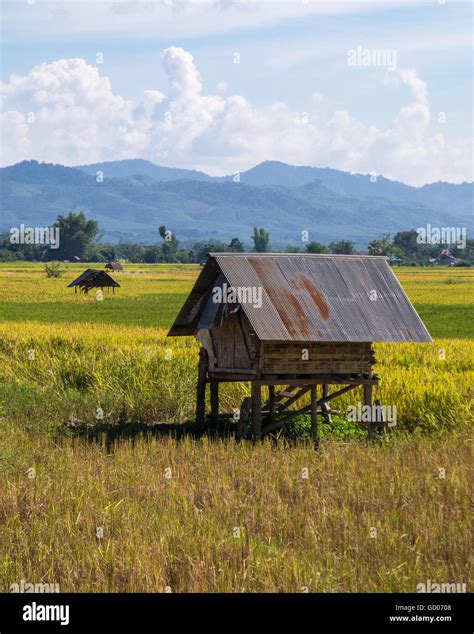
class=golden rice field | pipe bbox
[0,263,472,592]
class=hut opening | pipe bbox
[67,269,120,294]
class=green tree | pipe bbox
[51,211,99,261]
[192,241,228,262]
[329,240,355,254]
[368,234,397,257]
[143,245,163,263]
[159,225,179,262]
[252,227,270,252]
[306,241,329,254]
[117,243,145,262]
[393,230,422,260]
[228,237,244,252]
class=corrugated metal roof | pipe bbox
[168,253,432,343]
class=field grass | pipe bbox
[0,262,472,592]
[0,430,471,592]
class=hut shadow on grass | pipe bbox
[65,412,366,451]
[66,414,244,450]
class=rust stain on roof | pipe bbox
[247,256,312,339]
[298,274,329,320]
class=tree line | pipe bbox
[0,212,472,265]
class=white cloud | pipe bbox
[1,1,416,41]
[0,48,471,185]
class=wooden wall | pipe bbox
[207,310,259,370]
[261,342,375,375]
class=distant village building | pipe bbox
[169,253,431,444]
[67,269,120,294]
[432,249,460,267]
[105,261,124,271]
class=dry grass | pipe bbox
[0,428,472,593]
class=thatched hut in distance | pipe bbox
[168,253,432,443]
[105,261,124,271]
[68,269,120,294]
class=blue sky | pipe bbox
[1,0,472,185]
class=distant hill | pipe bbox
[77,159,213,183]
[1,160,471,246]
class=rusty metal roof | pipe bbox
[168,253,432,343]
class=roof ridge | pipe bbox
[209,252,387,259]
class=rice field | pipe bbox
[0,263,472,592]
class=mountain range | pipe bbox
[1,160,472,247]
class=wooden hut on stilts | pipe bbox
[168,253,431,444]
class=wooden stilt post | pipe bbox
[268,385,276,425]
[374,398,385,435]
[251,382,262,441]
[310,384,319,449]
[210,380,219,424]
[364,381,374,440]
[196,347,208,425]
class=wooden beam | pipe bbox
[212,367,258,375]
[196,347,208,425]
[254,374,378,386]
[364,382,374,440]
[210,380,219,423]
[268,385,276,425]
[237,396,252,442]
[276,386,311,413]
[251,383,262,441]
[262,383,358,436]
[261,385,299,411]
[310,385,319,449]
[374,398,385,435]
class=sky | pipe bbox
[0,0,472,185]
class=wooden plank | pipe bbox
[251,383,262,441]
[268,385,276,425]
[262,383,358,436]
[310,385,319,449]
[277,386,311,413]
[210,380,219,423]
[196,347,208,425]
[212,367,258,374]
[374,398,385,435]
[364,382,374,440]
[255,375,378,386]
